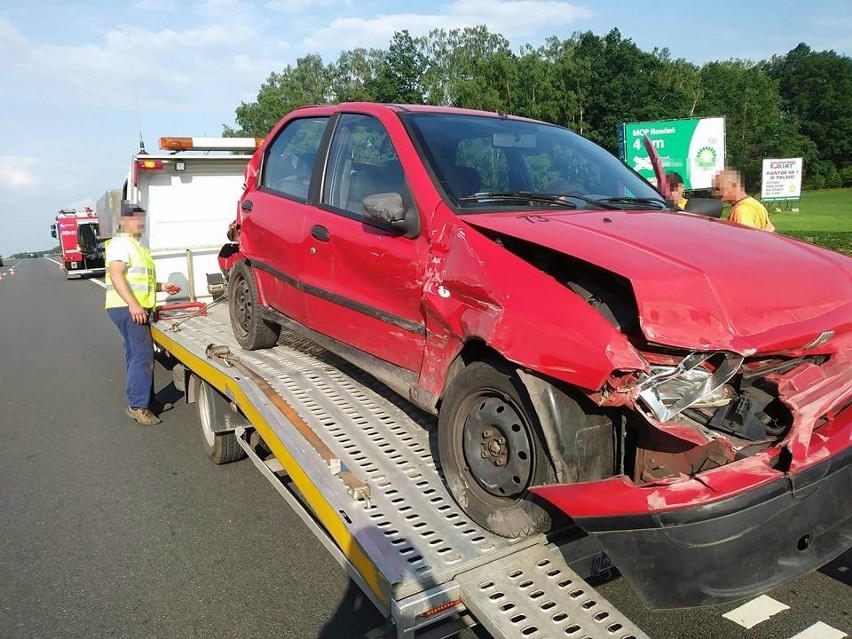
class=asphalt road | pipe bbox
[0,257,849,639]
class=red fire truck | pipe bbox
[50,207,106,278]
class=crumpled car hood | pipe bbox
[464,209,852,352]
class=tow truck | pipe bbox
[151,301,648,639]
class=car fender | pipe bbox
[217,243,243,277]
[418,215,646,402]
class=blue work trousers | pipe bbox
[107,307,154,409]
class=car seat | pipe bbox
[346,171,378,214]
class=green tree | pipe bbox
[697,60,791,187]
[444,26,516,111]
[224,26,850,196]
[224,54,332,137]
[364,30,427,103]
[513,44,561,122]
[768,44,852,186]
[328,48,384,103]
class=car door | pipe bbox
[300,112,427,374]
[239,115,329,325]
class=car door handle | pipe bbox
[311,225,330,242]
[241,200,253,212]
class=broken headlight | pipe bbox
[636,351,743,423]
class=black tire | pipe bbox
[438,361,558,538]
[228,261,280,350]
[194,377,248,465]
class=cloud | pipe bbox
[450,0,593,36]
[302,14,445,52]
[264,0,344,12]
[1,1,595,118]
[133,0,176,10]
[0,11,281,113]
[0,157,39,188]
[301,0,593,52]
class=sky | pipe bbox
[1,0,851,257]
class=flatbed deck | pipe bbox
[152,303,649,639]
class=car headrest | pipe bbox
[450,165,481,197]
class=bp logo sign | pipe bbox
[695,146,717,170]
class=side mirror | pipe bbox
[51,229,57,239]
[362,193,421,239]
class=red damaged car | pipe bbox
[220,103,852,609]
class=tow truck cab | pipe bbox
[100,136,261,303]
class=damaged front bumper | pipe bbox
[531,398,852,609]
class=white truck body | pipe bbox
[95,189,123,240]
[101,139,256,303]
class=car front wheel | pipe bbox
[438,361,559,538]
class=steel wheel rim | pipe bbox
[233,275,252,335]
[461,392,534,498]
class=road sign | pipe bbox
[761,158,803,201]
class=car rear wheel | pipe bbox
[438,361,558,538]
[228,261,280,350]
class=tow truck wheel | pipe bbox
[438,361,558,538]
[193,377,248,465]
[228,261,280,350]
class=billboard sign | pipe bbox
[761,158,803,201]
[619,117,725,190]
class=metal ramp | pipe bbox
[153,304,650,638]
[456,544,647,639]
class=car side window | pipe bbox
[261,117,328,199]
[323,113,411,216]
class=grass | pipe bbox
[761,188,852,256]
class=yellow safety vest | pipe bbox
[104,236,157,309]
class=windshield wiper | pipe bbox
[458,191,626,210]
[596,196,667,209]
[458,191,576,208]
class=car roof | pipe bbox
[292,102,540,124]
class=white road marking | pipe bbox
[788,621,848,639]
[722,595,790,629]
[43,255,107,287]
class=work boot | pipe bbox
[126,407,162,426]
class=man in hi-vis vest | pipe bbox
[105,204,181,425]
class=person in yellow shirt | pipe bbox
[665,172,688,210]
[105,204,181,425]
[712,168,775,231]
